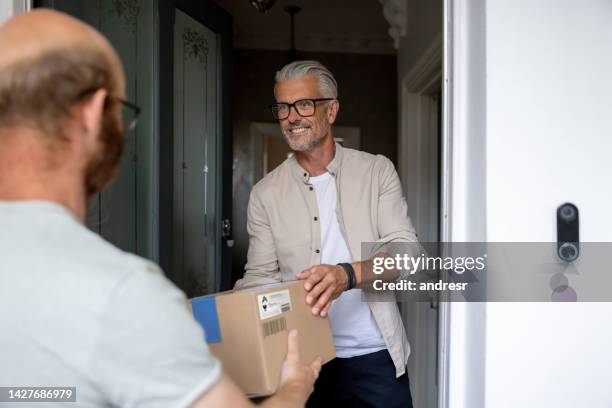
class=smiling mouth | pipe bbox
[287,126,310,135]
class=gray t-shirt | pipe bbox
[0,201,220,407]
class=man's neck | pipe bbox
[0,132,88,222]
[295,135,336,177]
[0,177,88,222]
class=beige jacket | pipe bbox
[235,143,418,377]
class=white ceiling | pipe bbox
[213,0,396,54]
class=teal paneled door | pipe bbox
[173,9,220,297]
[92,1,138,254]
[36,0,158,261]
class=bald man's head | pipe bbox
[0,9,125,139]
[0,9,128,196]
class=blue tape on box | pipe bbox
[191,296,222,344]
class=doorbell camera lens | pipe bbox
[558,242,579,262]
[559,204,576,222]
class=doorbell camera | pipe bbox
[557,203,579,262]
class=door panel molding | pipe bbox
[159,0,233,290]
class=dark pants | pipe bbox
[306,349,413,408]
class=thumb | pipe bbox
[286,329,300,362]
[310,356,323,378]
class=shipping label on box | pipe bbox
[257,289,291,319]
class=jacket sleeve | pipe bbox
[234,187,282,289]
[375,156,421,280]
[377,156,419,243]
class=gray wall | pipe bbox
[394,2,443,407]
[231,49,398,284]
[398,0,443,79]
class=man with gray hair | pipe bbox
[235,60,416,406]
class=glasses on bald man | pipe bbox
[76,88,141,131]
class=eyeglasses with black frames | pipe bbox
[76,88,141,131]
[269,98,334,120]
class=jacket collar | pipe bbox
[290,141,344,184]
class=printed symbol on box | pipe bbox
[257,289,292,320]
[261,296,268,311]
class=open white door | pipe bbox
[440,0,612,407]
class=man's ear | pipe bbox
[80,88,107,145]
[327,99,340,125]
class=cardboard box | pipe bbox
[190,281,336,397]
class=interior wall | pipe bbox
[398,0,443,79]
[395,0,443,242]
[395,2,443,407]
[231,49,398,284]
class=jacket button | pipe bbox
[314,217,318,221]
[315,249,320,253]
[303,173,307,177]
[309,186,313,191]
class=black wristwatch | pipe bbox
[337,262,356,290]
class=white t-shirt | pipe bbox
[0,200,220,408]
[309,173,386,358]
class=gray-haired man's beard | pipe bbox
[283,120,330,152]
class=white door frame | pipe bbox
[438,0,487,407]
